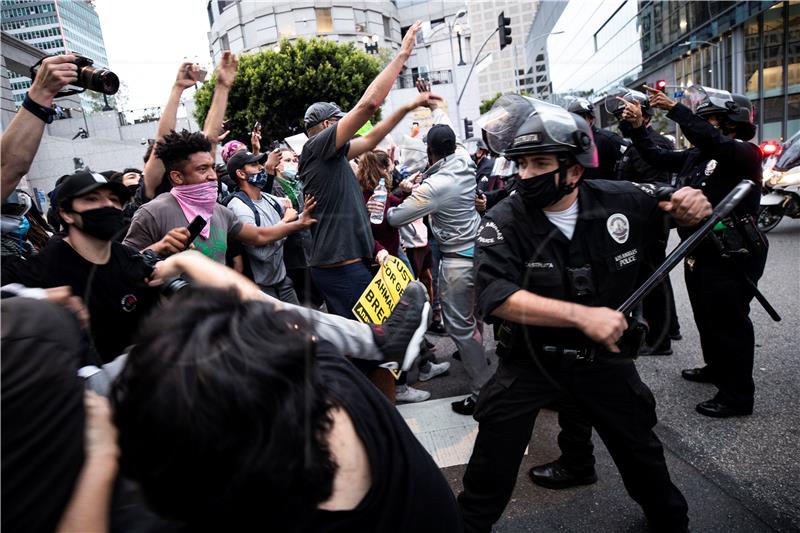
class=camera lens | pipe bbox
[78,66,119,95]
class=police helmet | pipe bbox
[604,87,651,117]
[477,94,598,168]
[686,85,756,140]
[566,98,594,118]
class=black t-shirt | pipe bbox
[1,237,158,363]
[308,343,462,533]
[583,126,628,180]
[298,123,374,267]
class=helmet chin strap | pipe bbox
[556,156,578,195]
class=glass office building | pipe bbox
[637,0,799,141]
[1,0,109,107]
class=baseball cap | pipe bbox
[304,102,346,130]
[226,151,268,179]
[55,170,131,208]
[424,124,457,156]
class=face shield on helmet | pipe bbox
[684,85,735,117]
[477,94,598,168]
[604,87,650,117]
[490,156,517,177]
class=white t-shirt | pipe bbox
[544,199,579,240]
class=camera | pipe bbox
[31,54,120,97]
[566,265,595,297]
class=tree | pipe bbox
[479,92,503,115]
[82,81,129,113]
[194,38,382,143]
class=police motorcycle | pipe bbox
[758,131,800,232]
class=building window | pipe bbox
[207,1,214,27]
[383,15,391,39]
[276,12,296,39]
[316,8,332,33]
[355,10,367,33]
[217,0,233,12]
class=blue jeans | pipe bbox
[311,261,373,319]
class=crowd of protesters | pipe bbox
[0,9,770,532]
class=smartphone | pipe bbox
[222,119,233,132]
[194,68,208,83]
[253,120,261,132]
[185,215,207,250]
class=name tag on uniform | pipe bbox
[606,248,639,271]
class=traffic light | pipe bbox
[656,79,668,92]
[464,118,474,139]
[498,12,512,50]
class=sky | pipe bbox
[94,0,212,112]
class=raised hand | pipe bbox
[400,20,422,57]
[643,85,677,110]
[216,51,238,89]
[28,54,79,106]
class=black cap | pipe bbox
[425,124,457,156]
[226,151,268,179]
[304,102,346,130]
[55,170,131,208]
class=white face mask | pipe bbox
[282,163,298,179]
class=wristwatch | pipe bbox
[22,94,56,124]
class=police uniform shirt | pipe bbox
[474,180,662,353]
[629,103,762,231]
[582,126,628,180]
[617,124,675,184]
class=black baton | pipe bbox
[618,180,756,315]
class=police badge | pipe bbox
[704,159,718,176]
[606,213,630,244]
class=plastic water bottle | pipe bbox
[370,178,387,225]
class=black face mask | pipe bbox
[516,167,575,209]
[73,206,125,241]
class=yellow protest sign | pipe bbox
[352,256,415,324]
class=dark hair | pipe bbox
[154,129,212,173]
[107,172,124,184]
[123,167,143,175]
[143,144,155,165]
[356,150,391,192]
[112,287,336,530]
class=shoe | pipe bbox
[695,399,752,418]
[528,460,598,490]
[427,320,447,336]
[639,344,673,356]
[395,385,431,403]
[681,366,715,383]
[372,281,430,372]
[451,396,477,415]
[669,332,683,341]
[419,361,450,381]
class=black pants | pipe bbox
[458,357,688,533]
[684,247,767,410]
[644,235,681,348]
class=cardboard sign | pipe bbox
[352,256,415,324]
[284,132,308,156]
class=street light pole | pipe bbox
[445,8,467,137]
[455,24,466,65]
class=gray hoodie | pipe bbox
[386,154,480,254]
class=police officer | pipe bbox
[566,97,627,180]
[615,89,682,354]
[619,85,767,417]
[458,95,710,533]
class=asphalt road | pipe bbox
[409,217,800,532]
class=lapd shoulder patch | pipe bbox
[630,182,657,197]
[477,220,504,246]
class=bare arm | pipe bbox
[235,195,317,246]
[56,392,118,533]
[335,21,422,151]
[493,290,628,353]
[348,91,441,160]
[0,54,78,202]
[142,62,198,199]
[203,51,238,156]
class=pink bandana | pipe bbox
[170,181,218,239]
[221,140,246,163]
